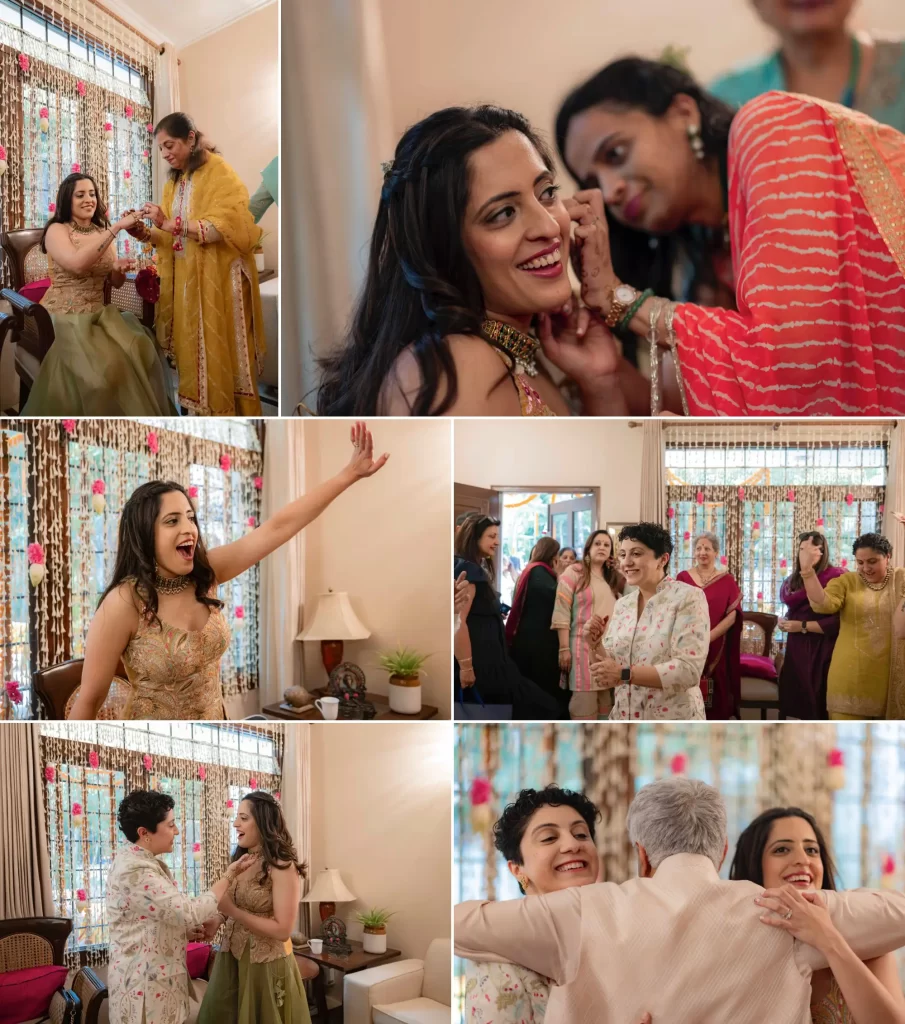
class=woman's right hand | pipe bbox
[454,572,470,615]
[583,614,609,647]
[225,852,258,880]
[459,664,476,687]
[558,648,572,671]
[119,209,147,238]
[113,257,136,274]
[798,537,823,571]
[141,202,166,228]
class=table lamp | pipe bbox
[297,590,371,676]
[303,868,357,922]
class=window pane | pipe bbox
[22,10,46,38]
[48,25,69,51]
[69,36,88,61]
[0,0,21,27]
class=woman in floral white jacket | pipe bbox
[106,790,254,1024]
[587,522,709,720]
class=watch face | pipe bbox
[614,285,636,304]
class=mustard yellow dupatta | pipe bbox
[884,567,905,719]
[153,153,265,415]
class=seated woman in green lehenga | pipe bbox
[21,172,175,415]
[198,791,311,1024]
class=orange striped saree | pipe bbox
[673,91,905,416]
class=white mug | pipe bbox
[315,696,339,721]
[308,938,324,954]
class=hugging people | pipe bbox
[456,778,905,1023]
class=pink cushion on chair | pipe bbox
[19,278,51,303]
[740,653,778,681]
[0,964,69,1023]
[186,942,211,979]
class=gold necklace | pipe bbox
[483,319,540,377]
[859,566,891,592]
[154,571,191,595]
[70,221,96,234]
[696,566,718,586]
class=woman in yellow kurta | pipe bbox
[798,533,905,719]
[131,113,265,415]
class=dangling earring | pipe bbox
[687,124,705,162]
[517,874,529,895]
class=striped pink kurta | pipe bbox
[675,91,905,416]
[552,564,616,692]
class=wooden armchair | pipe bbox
[739,611,783,719]
[32,657,130,721]
[0,917,80,1024]
[0,227,155,407]
[71,966,107,1024]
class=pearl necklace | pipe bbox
[858,566,891,592]
[154,571,191,595]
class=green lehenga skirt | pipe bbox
[21,306,176,415]
[197,947,311,1024]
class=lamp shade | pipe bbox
[297,591,370,642]
[302,868,356,904]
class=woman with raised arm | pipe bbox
[22,173,174,415]
[68,422,388,720]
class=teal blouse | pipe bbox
[710,38,905,134]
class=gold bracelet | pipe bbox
[800,569,816,578]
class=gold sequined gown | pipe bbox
[811,977,854,1023]
[119,606,232,720]
[20,224,175,415]
[198,867,310,1024]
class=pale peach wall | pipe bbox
[178,3,279,270]
[454,418,643,527]
[309,722,451,962]
[378,0,905,177]
[301,420,453,717]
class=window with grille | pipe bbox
[0,427,29,714]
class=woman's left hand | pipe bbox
[345,421,389,481]
[161,218,179,235]
[590,651,622,686]
[113,257,136,274]
[141,203,165,228]
[564,189,618,315]
[777,618,800,633]
[755,885,840,951]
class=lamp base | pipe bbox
[321,640,344,676]
[319,901,335,923]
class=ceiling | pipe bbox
[109,0,275,49]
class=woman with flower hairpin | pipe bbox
[127,112,266,416]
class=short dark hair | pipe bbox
[617,522,673,559]
[117,790,175,842]
[729,806,837,890]
[853,532,892,558]
[493,785,601,864]
[154,111,219,179]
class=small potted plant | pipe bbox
[378,647,430,715]
[356,907,395,954]
[254,232,269,273]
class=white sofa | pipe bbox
[343,939,450,1024]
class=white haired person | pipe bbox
[455,777,905,1023]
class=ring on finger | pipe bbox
[783,908,793,920]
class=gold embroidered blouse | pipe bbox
[42,225,113,314]
[222,867,292,965]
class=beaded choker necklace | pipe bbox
[483,319,540,377]
[859,566,891,592]
[70,221,96,234]
[154,571,191,595]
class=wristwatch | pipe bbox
[620,666,632,682]
[604,283,640,328]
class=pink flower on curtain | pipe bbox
[787,489,796,502]
[188,486,199,498]
[841,558,849,568]
[666,506,675,519]
[88,750,100,768]
[880,504,886,514]
[720,555,727,566]
[142,754,153,771]
[816,517,825,527]
[737,487,745,501]
[470,778,491,805]
[780,558,788,569]
[44,766,55,782]
[247,516,256,528]
[124,240,130,254]
[103,122,113,134]
[91,479,105,495]
[226,799,234,809]
[683,530,690,541]
[39,106,48,119]
[670,753,688,775]
[48,202,56,213]
[845,493,854,506]
[72,802,83,817]
[142,149,149,158]
[27,543,45,565]
[124,169,131,180]
[147,431,159,453]
[62,420,76,434]
[828,749,844,767]
[253,476,263,490]
[192,842,201,853]
[220,454,231,472]
[756,591,763,600]
[235,606,245,619]
[76,81,86,96]
[124,104,134,118]
[273,792,281,801]
[146,122,154,132]
[17,53,29,73]
[5,680,22,704]
[71,163,81,173]
[76,889,87,902]
[248,777,257,788]
[695,491,704,504]
[0,144,6,163]
[752,521,761,533]
[198,765,206,780]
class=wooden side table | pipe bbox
[296,940,401,1021]
[263,690,439,721]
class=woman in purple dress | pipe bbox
[778,530,844,720]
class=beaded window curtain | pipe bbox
[40,722,285,966]
[0,0,158,283]
[664,421,890,616]
[0,418,263,715]
[453,722,848,1021]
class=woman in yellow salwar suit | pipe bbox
[134,113,265,415]
[798,533,905,720]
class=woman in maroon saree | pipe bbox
[676,532,742,719]
[778,531,844,720]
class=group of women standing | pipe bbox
[23,112,266,417]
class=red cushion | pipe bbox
[186,942,211,979]
[740,653,778,681]
[0,964,68,1023]
[19,278,51,303]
